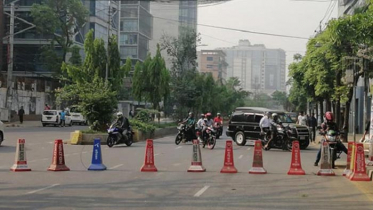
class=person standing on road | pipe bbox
[296,111,308,126]
[18,106,25,124]
[60,110,66,127]
[309,113,317,143]
[259,112,272,139]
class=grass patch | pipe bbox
[151,122,178,129]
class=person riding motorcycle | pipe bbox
[114,112,130,139]
[314,111,348,166]
[213,113,223,134]
[180,112,196,141]
[202,113,214,140]
[264,113,285,150]
[196,114,205,131]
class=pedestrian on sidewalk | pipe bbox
[360,120,371,143]
[309,113,317,143]
[60,110,66,127]
[44,104,50,110]
[18,106,25,124]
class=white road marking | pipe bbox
[26,184,60,194]
[194,186,210,197]
[82,151,88,154]
[109,164,123,170]
[173,163,181,166]
[175,146,182,149]
[238,155,243,159]
[155,153,160,156]
[247,147,251,151]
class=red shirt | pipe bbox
[214,117,223,124]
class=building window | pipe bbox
[121,19,138,32]
[206,65,213,69]
[206,57,213,61]
[120,34,138,45]
[121,7,138,18]
[120,46,138,59]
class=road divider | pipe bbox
[249,140,266,174]
[287,141,305,175]
[188,139,206,172]
[48,139,70,171]
[88,139,106,171]
[140,139,158,172]
[10,139,31,172]
[220,140,237,173]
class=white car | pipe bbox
[41,110,72,127]
[69,106,87,125]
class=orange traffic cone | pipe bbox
[220,140,238,173]
[48,139,70,171]
[188,139,206,172]
[140,139,158,172]
[349,143,370,181]
[249,140,266,174]
[10,139,31,172]
[287,140,305,175]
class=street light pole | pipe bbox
[6,2,16,122]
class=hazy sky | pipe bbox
[197,0,338,69]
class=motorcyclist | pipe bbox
[213,113,223,134]
[196,114,205,131]
[264,113,285,150]
[202,113,214,140]
[314,111,348,166]
[114,112,130,139]
[181,112,196,141]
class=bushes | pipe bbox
[130,119,156,133]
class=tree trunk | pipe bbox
[320,99,324,123]
[343,101,350,143]
[315,102,319,125]
[336,99,341,129]
[326,99,332,112]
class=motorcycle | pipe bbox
[107,124,134,148]
[320,129,343,169]
[199,126,217,150]
[213,122,223,139]
[175,124,195,145]
[262,124,295,151]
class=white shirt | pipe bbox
[298,115,307,126]
[197,118,204,129]
[259,116,271,128]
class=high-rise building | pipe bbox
[219,40,286,95]
[118,0,153,64]
[198,50,227,82]
[149,1,197,69]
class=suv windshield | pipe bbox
[277,113,294,123]
[43,111,57,115]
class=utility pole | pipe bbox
[105,0,111,82]
[0,0,4,72]
[6,2,15,122]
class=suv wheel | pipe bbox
[235,131,246,146]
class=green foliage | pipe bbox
[134,108,159,123]
[31,0,88,62]
[130,119,156,133]
[109,35,125,93]
[69,45,82,66]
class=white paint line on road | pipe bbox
[194,186,210,197]
[238,155,243,159]
[155,153,160,156]
[109,164,123,170]
[175,146,182,150]
[173,163,181,166]
[82,151,88,154]
[26,184,60,195]
[247,147,251,151]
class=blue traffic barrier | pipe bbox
[88,139,107,171]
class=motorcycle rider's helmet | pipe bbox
[200,114,205,118]
[272,113,278,121]
[205,113,212,119]
[189,112,193,117]
[116,112,123,118]
[325,111,334,122]
[217,113,221,116]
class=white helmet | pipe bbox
[272,113,278,118]
[117,112,123,117]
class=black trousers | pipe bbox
[19,115,23,123]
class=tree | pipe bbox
[31,0,88,64]
[69,45,82,66]
[108,35,125,93]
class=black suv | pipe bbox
[226,107,310,149]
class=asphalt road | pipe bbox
[0,126,373,210]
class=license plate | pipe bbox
[300,136,306,140]
[47,117,51,120]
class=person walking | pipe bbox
[309,113,317,143]
[60,110,66,127]
[296,111,308,126]
[18,106,25,124]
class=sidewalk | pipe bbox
[3,121,41,128]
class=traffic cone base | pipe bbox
[317,169,335,176]
[249,140,266,174]
[187,139,206,172]
[88,139,106,171]
[140,139,158,172]
[287,141,305,175]
[343,169,350,176]
[48,139,70,171]
[349,143,370,181]
[10,139,31,172]
[249,167,267,174]
[220,140,238,173]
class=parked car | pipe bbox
[69,106,87,125]
[226,107,310,149]
[41,110,72,127]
